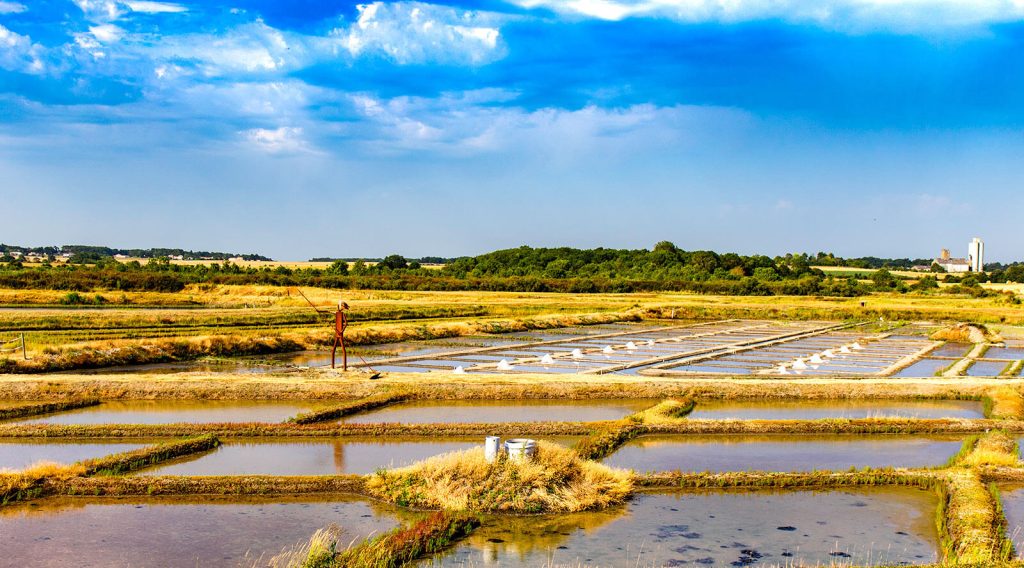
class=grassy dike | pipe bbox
[0,436,220,505]
[0,398,100,420]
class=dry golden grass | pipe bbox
[987,387,1024,420]
[365,441,632,513]
[943,470,1008,564]
[931,323,1000,343]
[634,398,694,424]
[958,432,1020,468]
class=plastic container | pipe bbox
[504,438,537,462]
[484,436,501,463]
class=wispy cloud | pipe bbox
[0,1,26,14]
[124,1,187,13]
[506,0,1024,33]
[243,126,314,154]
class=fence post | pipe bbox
[20,333,26,360]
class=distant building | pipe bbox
[969,237,985,272]
[933,248,970,273]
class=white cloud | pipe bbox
[74,0,186,21]
[0,24,46,74]
[72,0,125,22]
[0,2,26,14]
[333,1,506,65]
[506,0,1024,33]
[89,24,125,43]
[243,126,313,154]
[124,1,187,13]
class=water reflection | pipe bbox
[11,400,328,425]
[428,488,939,567]
[688,399,984,420]
[604,434,964,472]
[0,495,415,567]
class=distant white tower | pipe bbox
[968,237,985,272]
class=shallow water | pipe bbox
[603,434,964,472]
[688,399,984,420]
[895,358,951,377]
[0,441,148,471]
[981,347,1024,361]
[140,437,582,476]
[427,488,940,567]
[13,400,326,425]
[930,343,972,358]
[999,485,1024,558]
[141,438,477,476]
[0,495,407,568]
[340,399,659,424]
[965,360,1010,377]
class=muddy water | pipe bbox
[12,400,327,425]
[427,488,939,567]
[340,399,659,424]
[688,399,984,420]
[603,434,964,472]
[0,440,148,471]
[0,495,409,568]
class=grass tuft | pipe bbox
[366,441,632,513]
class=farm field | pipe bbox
[4,288,1024,567]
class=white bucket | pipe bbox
[485,436,501,463]
[504,438,537,462]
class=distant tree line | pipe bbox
[0,243,1020,298]
[0,244,270,261]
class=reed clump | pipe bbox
[325,511,480,568]
[366,441,632,513]
[0,461,85,504]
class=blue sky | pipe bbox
[1,0,1022,260]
